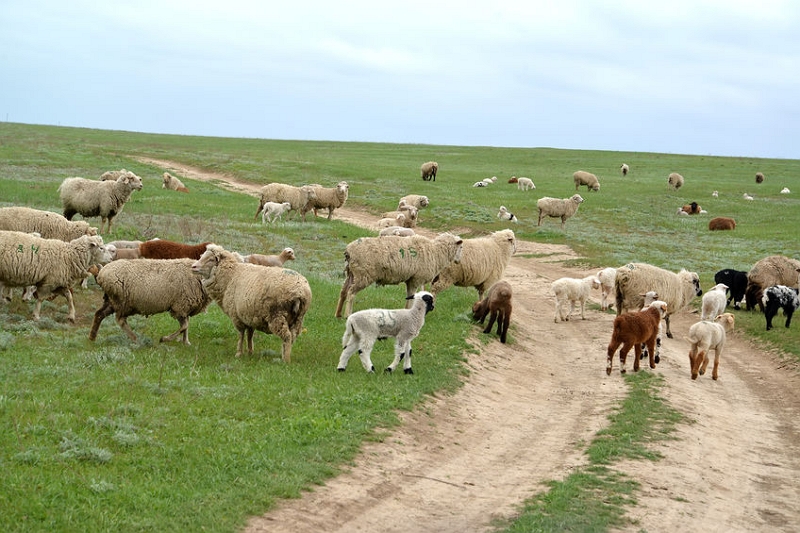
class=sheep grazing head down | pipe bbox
[407,291,435,314]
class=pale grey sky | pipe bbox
[2,1,798,158]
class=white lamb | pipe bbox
[701,283,729,320]
[497,206,518,223]
[337,291,435,374]
[781,187,791,194]
[261,201,292,224]
[551,274,601,323]
[517,177,535,191]
[597,267,618,311]
[473,181,488,188]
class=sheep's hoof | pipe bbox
[712,375,719,380]
[337,367,346,372]
[404,368,414,375]
[384,367,393,373]
[606,367,612,376]
[691,374,698,380]
[620,369,626,374]
[666,332,674,339]
[654,355,661,364]
[699,369,705,375]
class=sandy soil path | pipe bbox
[138,158,800,532]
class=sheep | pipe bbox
[668,173,684,190]
[606,301,668,375]
[0,231,112,322]
[516,177,535,191]
[762,285,800,331]
[302,181,349,220]
[508,176,518,184]
[58,172,144,233]
[755,172,765,184]
[334,232,463,318]
[111,247,141,260]
[106,239,143,250]
[243,247,296,267]
[639,290,664,363]
[712,190,719,198]
[473,181,489,188]
[551,274,601,323]
[536,194,585,229]
[139,239,211,260]
[191,244,311,362]
[701,283,729,320]
[714,268,748,310]
[378,226,415,237]
[88,258,210,345]
[615,262,703,338]
[743,193,754,201]
[79,242,117,289]
[472,280,512,343]
[162,172,189,192]
[430,229,516,300]
[573,171,600,192]
[781,187,791,194]
[399,194,430,210]
[378,213,407,229]
[497,206,518,223]
[99,169,139,181]
[708,217,736,230]
[254,183,317,221]
[745,255,800,311]
[382,204,418,227]
[420,161,438,181]
[686,313,735,380]
[620,164,629,176]
[261,201,293,224]
[597,267,618,311]
[679,202,703,215]
[0,206,98,240]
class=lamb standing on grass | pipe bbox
[762,285,800,331]
[687,313,735,380]
[606,301,668,375]
[261,201,293,224]
[472,280,512,343]
[162,172,189,192]
[59,172,143,233]
[0,206,98,240]
[701,283,729,320]
[516,177,535,191]
[243,248,296,267]
[337,291,435,374]
[551,275,601,322]
[573,171,600,192]
[536,194,584,229]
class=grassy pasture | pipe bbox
[0,122,799,532]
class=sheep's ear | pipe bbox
[406,294,415,300]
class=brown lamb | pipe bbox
[472,280,512,343]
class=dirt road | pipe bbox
[139,159,800,532]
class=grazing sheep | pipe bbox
[679,202,703,215]
[606,301,668,375]
[261,201,293,224]
[191,244,312,362]
[243,247,296,267]
[378,213,407,229]
[714,268,748,310]
[420,161,438,181]
[0,231,112,322]
[668,173,684,190]
[399,194,429,210]
[686,313,735,380]
[615,262,703,338]
[701,283,729,320]
[89,258,210,344]
[536,194,585,229]
[473,181,489,188]
[497,206,518,223]
[508,176,518,184]
[708,217,736,230]
[472,280,512,343]
[551,274,601,323]
[620,164,629,176]
[516,177,535,191]
[781,187,791,194]
[431,229,516,299]
[59,172,143,233]
[302,181,349,220]
[162,172,189,192]
[743,193,754,201]
[597,267,618,311]
[755,172,765,184]
[745,255,800,311]
[573,171,600,192]
[0,206,98,240]
[379,226,415,237]
[762,285,800,331]
[335,233,463,318]
[139,239,210,260]
[254,183,317,221]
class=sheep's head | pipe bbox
[571,194,584,204]
[494,229,516,253]
[680,270,703,297]
[122,173,144,191]
[192,244,225,279]
[650,300,668,317]
[715,313,735,332]
[408,291,435,314]
[281,247,296,261]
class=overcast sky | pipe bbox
[2,1,798,159]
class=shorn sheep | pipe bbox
[472,280,512,343]
[162,172,189,192]
[191,244,312,362]
[517,177,535,191]
[744,255,800,311]
[335,233,463,318]
[139,239,211,260]
[254,183,317,221]
[606,301,668,375]
[597,267,618,311]
[708,217,736,230]
[420,161,438,181]
[302,181,349,220]
[261,201,293,224]
[701,283,728,320]
[687,313,735,380]
[536,194,584,229]
[762,285,800,331]
[620,164,629,176]
[497,206,518,223]
[399,194,430,210]
[551,274,601,323]
[244,247,296,267]
[337,291,435,374]
[89,258,210,345]
[668,173,684,190]
[0,206,97,240]
[573,171,600,192]
[615,262,702,338]
[59,172,143,233]
[714,268,748,310]
[430,229,516,299]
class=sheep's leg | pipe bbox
[334,277,353,318]
[89,296,115,341]
[691,348,707,379]
[386,340,412,374]
[579,299,586,320]
[711,347,721,380]
[160,316,190,345]
[281,337,293,364]
[554,299,561,323]
[245,328,255,355]
[765,308,775,330]
[484,309,498,335]
[688,346,699,379]
[632,343,642,372]
[785,308,794,329]
[337,337,364,371]
[499,312,509,344]
[620,344,631,374]
[235,328,246,357]
[664,314,674,338]
[115,315,139,343]
[645,337,656,369]
[254,200,265,220]
[606,340,621,375]
[357,340,376,373]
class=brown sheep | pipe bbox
[606,301,668,375]
[508,176,518,184]
[472,280,512,343]
[708,217,736,231]
[139,239,211,260]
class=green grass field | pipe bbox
[1,122,799,532]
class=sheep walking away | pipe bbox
[687,313,735,380]
[606,301,668,375]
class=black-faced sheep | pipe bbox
[191,244,312,362]
[162,172,189,192]
[420,161,438,181]
[615,263,702,338]
[302,181,349,220]
[573,171,600,192]
[244,248,296,267]
[59,172,144,233]
[714,268,748,310]
[335,233,463,318]
[536,194,584,229]
[139,239,211,260]
[745,255,800,311]
[762,285,800,331]
[0,206,98,241]
[606,301,668,375]
[551,275,601,323]
[254,183,317,221]
[679,202,703,215]
[668,173,684,190]
[687,313,735,380]
[620,164,629,176]
[337,291,435,374]
[708,217,736,230]
[472,280,512,343]
[508,176,518,184]
[701,283,728,320]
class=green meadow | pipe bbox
[0,122,798,532]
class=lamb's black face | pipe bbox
[693,277,703,296]
[422,294,435,314]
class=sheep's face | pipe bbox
[692,276,703,297]
[191,248,222,279]
[715,313,736,332]
[409,291,435,314]
[88,238,114,265]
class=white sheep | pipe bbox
[712,190,719,198]
[398,194,429,210]
[191,244,312,362]
[337,291,435,374]
[420,161,438,181]
[620,164,629,176]
[516,177,535,191]
[781,187,791,194]
[473,181,489,188]
[162,172,189,192]
[0,206,98,240]
[536,194,585,229]
[58,172,144,233]
[701,283,729,320]
[379,226,415,237]
[597,267,618,311]
[261,201,293,224]
[573,171,600,192]
[497,206,518,223]
[334,233,463,318]
[382,204,418,227]
[89,258,210,344]
[254,183,317,222]
[668,173,684,190]
[378,213,407,229]
[551,274,601,322]
[302,181,349,220]
[743,193,754,201]
[430,229,516,299]
[0,231,112,322]
[686,313,735,380]
[243,248,296,267]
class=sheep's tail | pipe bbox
[342,319,354,348]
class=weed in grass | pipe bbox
[58,432,114,464]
